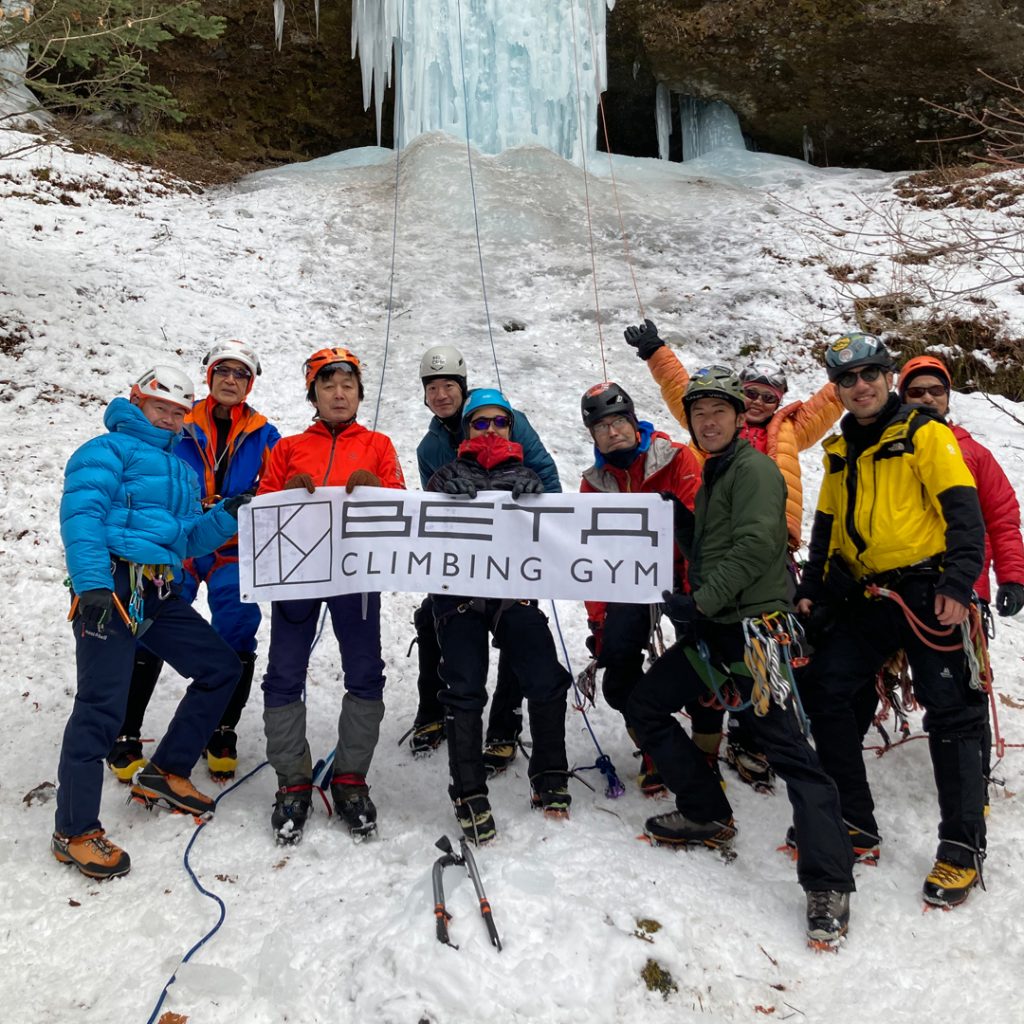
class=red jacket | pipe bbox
[580,428,701,627]
[258,420,406,495]
[953,424,1024,601]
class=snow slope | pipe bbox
[1,130,1023,1024]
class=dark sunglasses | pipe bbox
[742,387,780,406]
[212,365,253,381]
[904,384,948,400]
[470,415,511,431]
[836,365,884,389]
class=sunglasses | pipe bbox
[470,415,511,431]
[904,384,948,400]
[742,387,780,406]
[212,365,253,381]
[836,365,884,389]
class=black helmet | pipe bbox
[581,381,635,428]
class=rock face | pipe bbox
[142,0,1024,171]
[609,0,1024,169]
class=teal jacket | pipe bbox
[676,438,792,623]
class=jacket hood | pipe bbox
[104,397,181,452]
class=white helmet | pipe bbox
[131,364,195,410]
[202,338,262,381]
[420,345,467,384]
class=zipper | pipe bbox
[321,429,340,485]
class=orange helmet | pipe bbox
[303,347,361,389]
[898,354,951,396]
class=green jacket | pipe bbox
[677,438,792,623]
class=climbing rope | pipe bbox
[454,0,501,391]
[144,760,269,1024]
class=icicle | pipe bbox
[655,82,671,161]
[273,0,285,51]
[350,0,613,162]
[679,95,746,161]
[314,0,320,39]
[802,125,814,163]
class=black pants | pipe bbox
[601,602,724,740]
[414,595,523,741]
[801,572,987,868]
[434,597,570,800]
[628,622,854,893]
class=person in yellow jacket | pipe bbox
[794,332,987,909]
[624,317,843,788]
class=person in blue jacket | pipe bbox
[106,341,280,783]
[408,345,561,773]
[53,364,250,880]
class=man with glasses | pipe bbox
[794,332,988,908]
[106,340,280,784]
[578,381,701,795]
[623,319,843,791]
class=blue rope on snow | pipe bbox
[143,760,269,1024]
[549,601,625,798]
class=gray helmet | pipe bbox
[824,332,894,382]
[683,364,746,414]
[740,359,787,394]
[581,381,636,428]
[420,345,467,385]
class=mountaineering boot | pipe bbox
[783,824,880,864]
[271,783,313,845]
[805,890,850,950]
[530,774,572,819]
[331,773,378,838]
[483,738,518,777]
[206,727,238,781]
[131,763,216,819]
[922,860,979,908]
[52,829,131,880]
[453,792,497,845]
[106,735,145,783]
[409,718,445,756]
[725,732,774,792]
[644,811,737,849]
[637,751,668,798]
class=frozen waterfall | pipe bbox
[680,96,746,161]
[350,0,614,164]
[0,0,36,119]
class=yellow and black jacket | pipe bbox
[800,395,985,606]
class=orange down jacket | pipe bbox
[645,345,843,549]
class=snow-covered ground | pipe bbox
[2,129,1023,1023]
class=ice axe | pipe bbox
[431,834,501,951]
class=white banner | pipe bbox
[237,487,673,604]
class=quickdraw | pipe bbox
[741,612,809,727]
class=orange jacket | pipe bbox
[645,345,843,548]
[258,420,406,495]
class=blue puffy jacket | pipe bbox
[416,402,561,492]
[61,398,239,593]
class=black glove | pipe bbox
[624,318,664,361]
[511,476,543,500]
[78,589,113,635]
[661,590,698,628]
[222,492,253,519]
[443,476,478,498]
[585,619,603,658]
[996,582,1024,617]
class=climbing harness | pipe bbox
[432,834,502,951]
